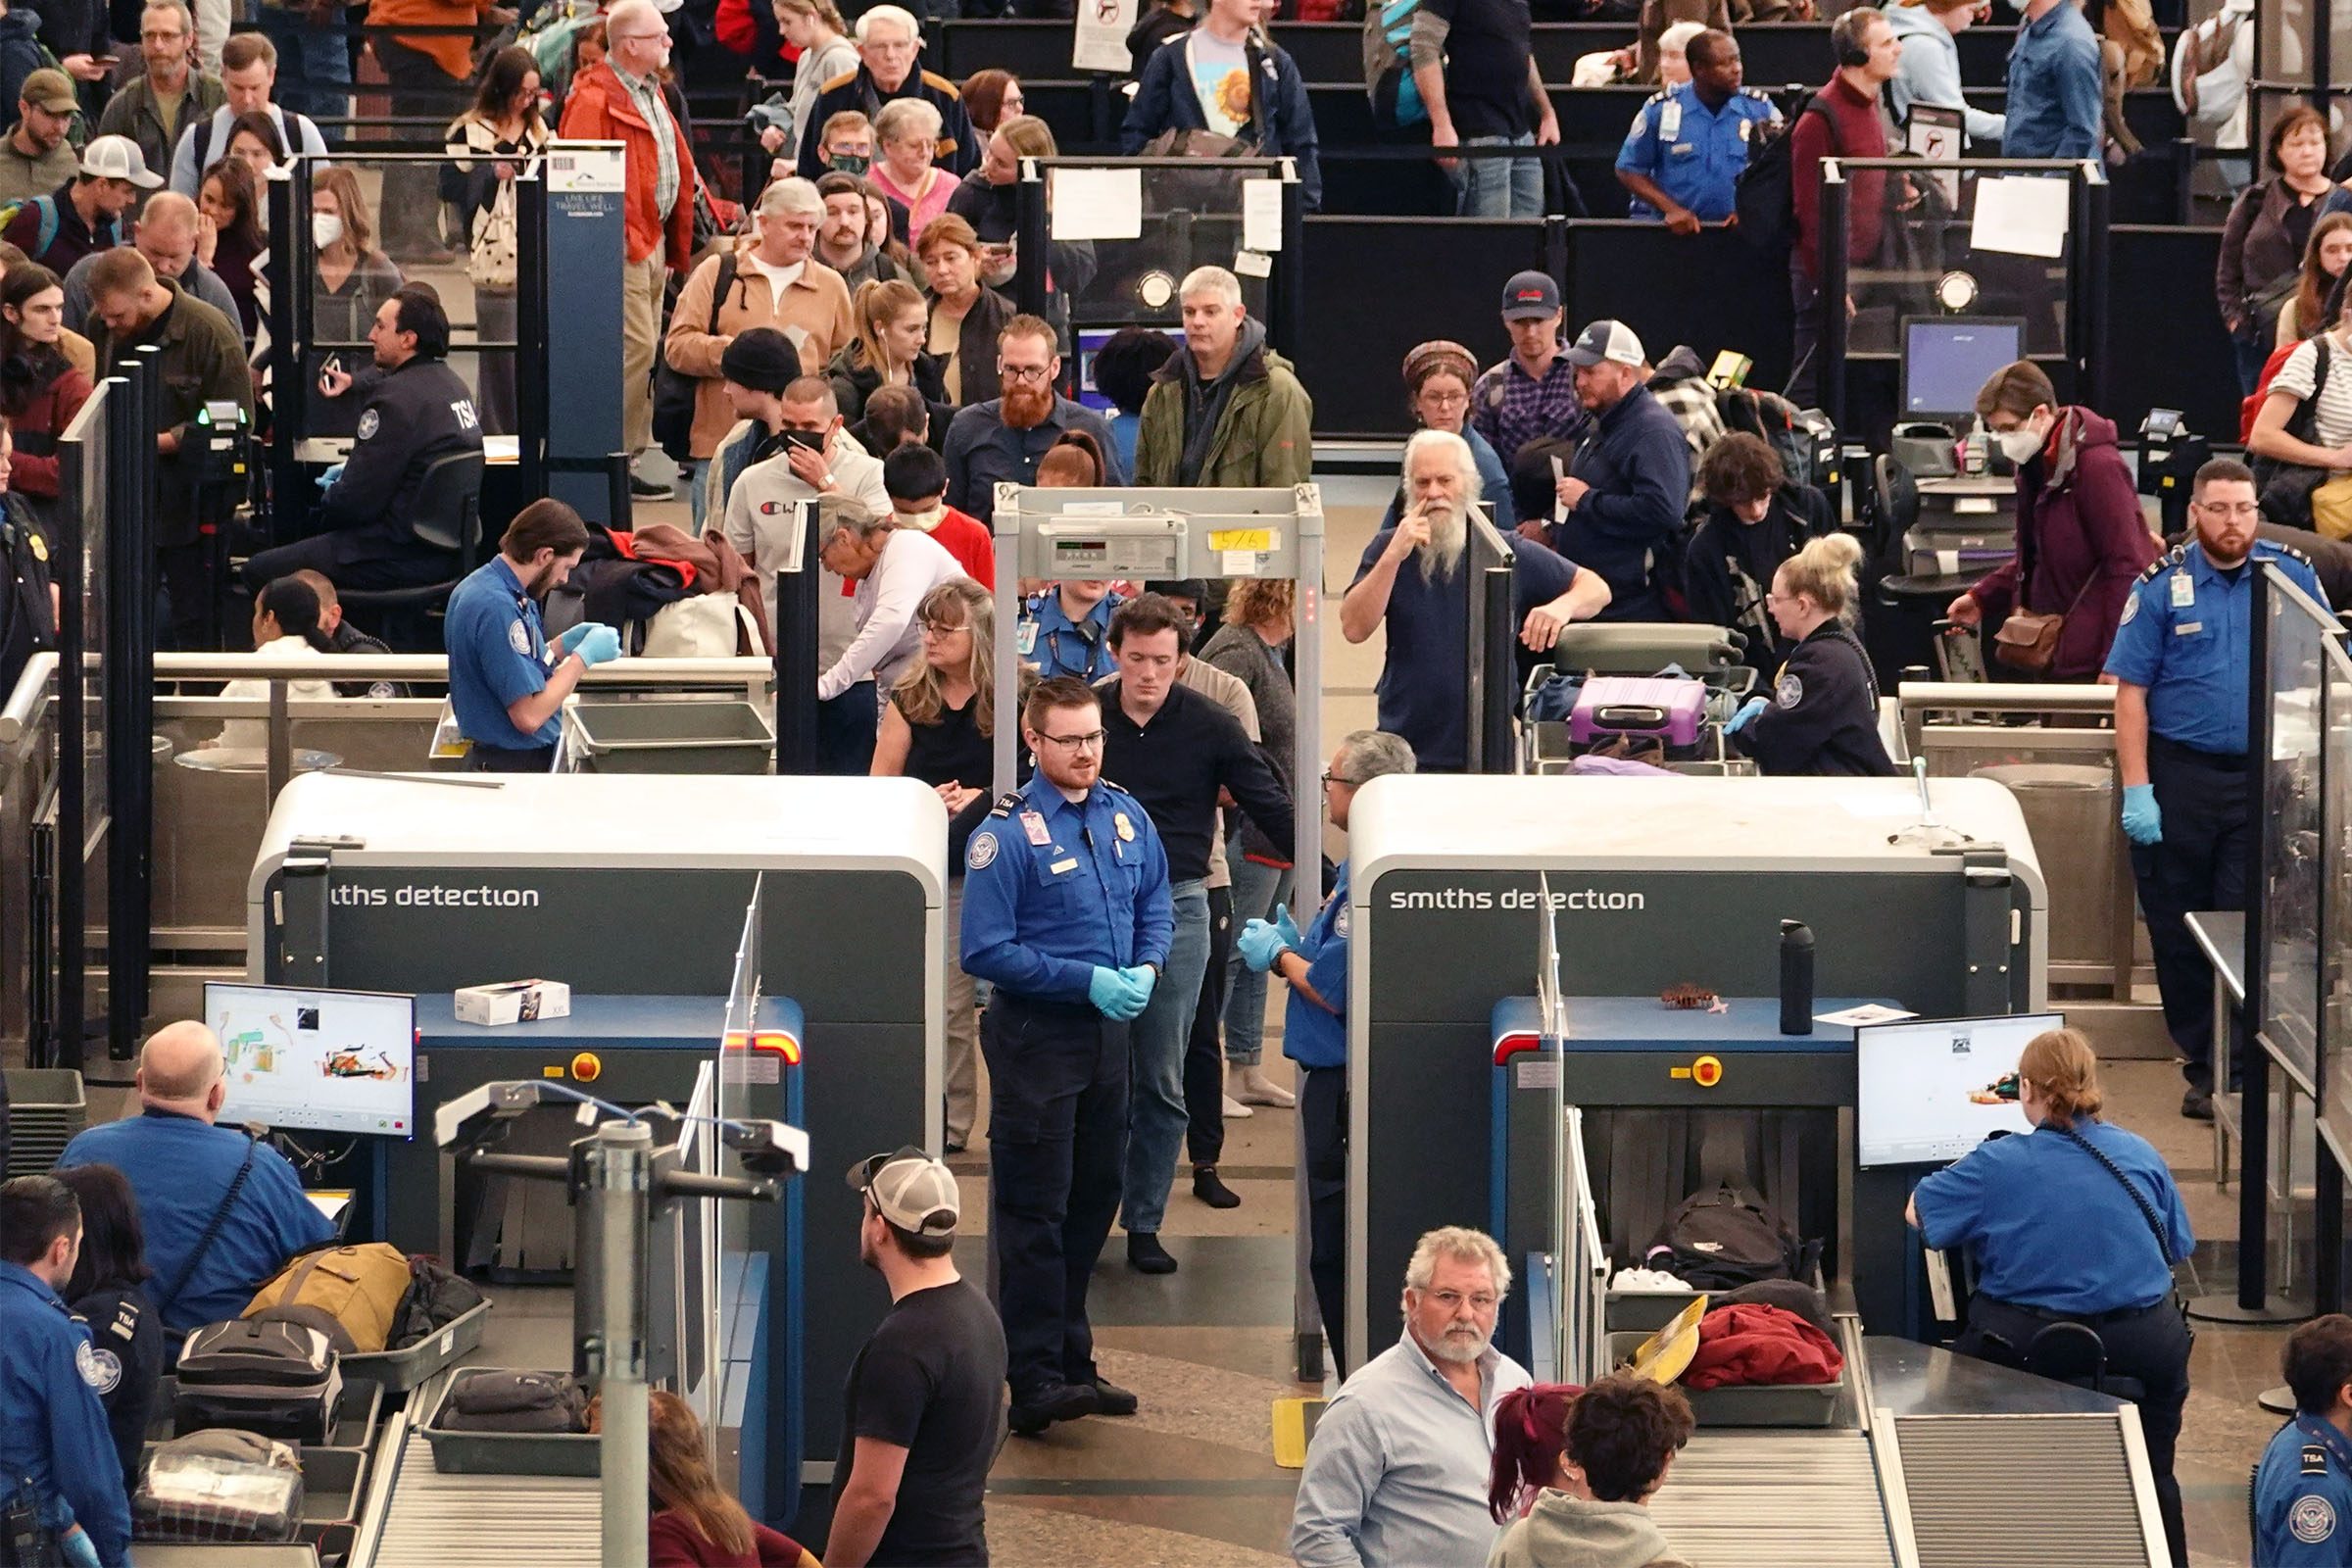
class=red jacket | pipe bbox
[911,504,996,589]
[1681,1303,1843,1391]
[648,1513,816,1568]
[4,354,90,499]
[1789,73,1888,281]
[1964,408,2158,681]
[558,60,698,268]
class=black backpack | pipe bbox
[0,499,55,706]
[1734,93,1837,257]
[1644,1183,1810,1291]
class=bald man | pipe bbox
[58,1021,333,1334]
[60,189,241,334]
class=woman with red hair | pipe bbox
[1489,1382,1588,1522]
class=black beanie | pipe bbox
[720,327,802,395]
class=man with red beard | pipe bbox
[942,314,1124,527]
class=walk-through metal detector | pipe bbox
[988,482,1332,1374]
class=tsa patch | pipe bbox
[1334,905,1350,938]
[1776,673,1803,709]
[967,833,998,870]
[2119,592,2138,626]
[507,619,531,656]
[357,409,380,441]
[2293,1494,2338,1544]
[74,1339,107,1390]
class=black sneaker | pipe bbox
[1007,1381,1100,1436]
[1127,1232,1178,1274]
[1091,1378,1139,1416]
[629,472,674,499]
[1193,1165,1242,1209]
[2181,1087,2215,1121]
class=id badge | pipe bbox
[2171,572,2194,610]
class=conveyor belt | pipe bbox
[362,1422,601,1566]
[1644,1430,1896,1568]
[1896,1412,2158,1568]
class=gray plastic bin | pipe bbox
[149,1379,379,1450]
[566,699,774,774]
[421,1372,599,1477]
[1972,762,2121,976]
[1605,1330,1846,1427]
[338,1298,491,1392]
[3,1068,86,1178]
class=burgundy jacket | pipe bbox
[1966,408,2159,680]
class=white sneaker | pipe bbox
[1235,1067,1296,1109]
[1221,1093,1253,1119]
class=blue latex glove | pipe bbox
[2120,783,2162,846]
[572,624,622,667]
[1089,965,1143,1019]
[555,622,597,655]
[1727,696,1768,735]
[1272,903,1301,949]
[316,461,345,492]
[1120,964,1157,1012]
[1236,918,1289,974]
[60,1528,100,1568]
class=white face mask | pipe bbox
[312,213,343,249]
[1994,417,2045,466]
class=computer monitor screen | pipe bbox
[205,983,416,1138]
[1855,1011,2064,1168]
[1901,318,2025,420]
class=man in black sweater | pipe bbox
[1100,594,1294,1276]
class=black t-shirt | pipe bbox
[834,1279,1006,1566]
[1426,0,1537,139]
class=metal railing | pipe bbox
[1558,1103,1611,1388]
[0,655,58,1056]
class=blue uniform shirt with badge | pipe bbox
[1281,858,1351,1070]
[1910,1118,2192,1315]
[444,554,562,751]
[959,769,1175,1003]
[2260,1413,2352,1565]
[1615,81,1781,221]
[1018,590,1122,683]
[0,1260,131,1565]
[2103,540,2328,755]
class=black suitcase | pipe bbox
[172,1319,342,1446]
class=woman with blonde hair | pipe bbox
[771,0,857,167]
[872,580,1019,1153]
[646,1389,820,1566]
[309,164,405,438]
[826,275,950,424]
[1726,533,1895,775]
[1907,1026,2193,1567]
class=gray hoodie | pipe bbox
[1486,1493,1692,1568]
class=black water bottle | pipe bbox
[1780,920,1814,1036]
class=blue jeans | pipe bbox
[683,458,710,529]
[1451,133,1544,219]
[1221,858,1293,1066]
[1120,879,1209,1237]
[256,6,350,128]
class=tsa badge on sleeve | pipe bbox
[2119,593,2138,626]
[74,1338,109,1391]
[357,409,380,441]
[508,620,532,656]
[2292,1494,2338,1544]
[967,834,999,871]
[1776,673,1803,709]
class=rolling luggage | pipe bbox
[132,1430,304,1544]
[1569,677,1710,749]
[172,1320,342,1446]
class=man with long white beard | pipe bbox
[1340,427,1610,770]
[942,313,1124,526]
[1290,1226,1533,1567]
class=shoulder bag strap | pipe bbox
[2056,1125,2175,1268]
[154,1136,260,1317]
[710,252,737,335]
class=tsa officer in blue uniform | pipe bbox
[960,674,1173,1437]
[1615,29,1780,232]
[1018,580,1122,681]
[0,1175,132,1568]
[1906,1027,2194,1567]
[443,499,621,773]
[1238,728,1417,1379]
[2259,1315,2352,1566]
[2104,457,2329,1121]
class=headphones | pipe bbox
[1832,16,1872,69]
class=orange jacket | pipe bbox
[557,59,698,268]
[366,0,494,81]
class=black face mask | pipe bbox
[828,153,870,175]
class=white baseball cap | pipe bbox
[81,134,163,189]
[1565,318,1646,369]
[848,1146,960,1237]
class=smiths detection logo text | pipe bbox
[1385,887,1644,912]
[333,884,542,908]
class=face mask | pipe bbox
[312,213,343,249]
[1994,424,2043,466]
[828,153,870,175]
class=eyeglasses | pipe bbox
[1000,363,1055,383]
[1422,1289,1499,1313]
[614,28,669,43]
[1036,729,1105,751]
[919,618,968,638]
[2196,501,2259,519]
[1320,767,1357,788]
